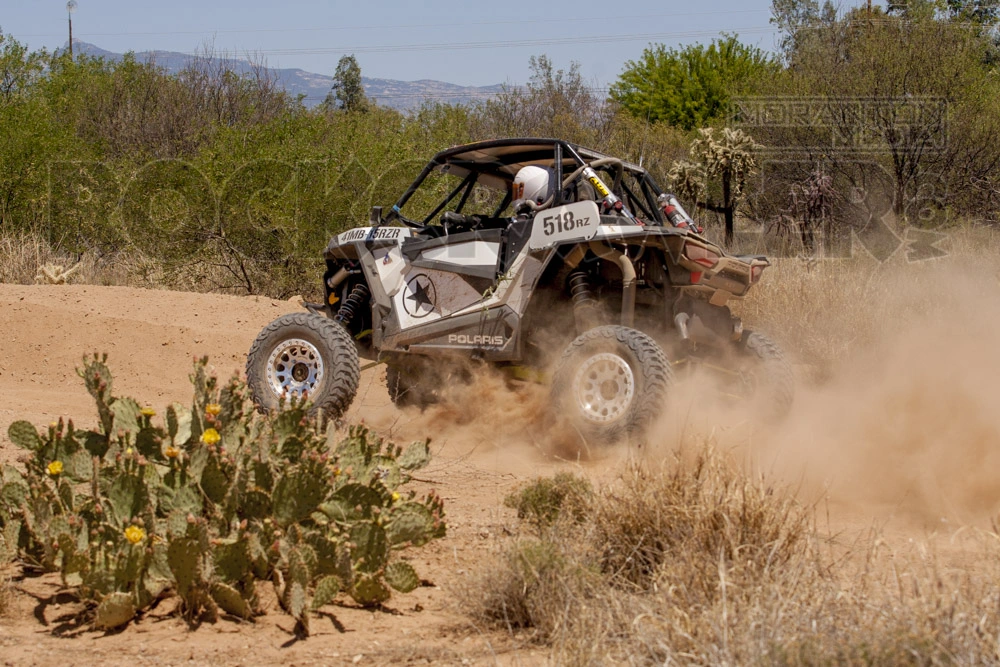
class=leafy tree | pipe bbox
[0,28,46,103]
[324,55,369,113]
[474,55,609,144]
[752,5,1000,241]
[610,36,778,131]
[770,0,838,58]
[887,0,999,24]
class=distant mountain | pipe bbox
[73,41,505,110]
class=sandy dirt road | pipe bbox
[0,282,997,665]
[0,285,585,665]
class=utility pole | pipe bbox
[67,1,77,58]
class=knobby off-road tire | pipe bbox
[739,331,794,421]
[246,313,360,420]
[551,325,674,444]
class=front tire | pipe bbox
[246,313,360,419]
[551,325,673,443]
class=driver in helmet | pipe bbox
[511,165,555,214]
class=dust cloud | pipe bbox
[648,247,1000,527]
[346,241,1000,526]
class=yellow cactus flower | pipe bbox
[391,492,401,502]
[164,446,180,459]
[125,447,133,456]
[140,407,156,417]
[205,403,222,416]
[124,525,146,545]
[47,460,63,476]
[201,428,221,445]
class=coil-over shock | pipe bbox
[335,283,370,328]
[568,269,600,333]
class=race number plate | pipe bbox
[528,201,600,250]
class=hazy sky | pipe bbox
[4,1,783,86]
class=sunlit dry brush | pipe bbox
[457,448,815,662]
[733,225,1000,378]
[461,445,1000,664]
[0,231,152,287]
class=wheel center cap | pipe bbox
[600,380,619,400]
[292,363,310,383]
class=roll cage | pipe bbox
[386,137,671,227]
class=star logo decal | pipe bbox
[403,274,436,318]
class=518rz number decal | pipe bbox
[542,210,590,235]
[528,200,600,250]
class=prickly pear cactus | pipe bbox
[0,354,448,632]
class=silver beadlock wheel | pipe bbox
[246,313,360,419]
[266,338,324,400]
[551,325,673,444]
[571,352,635,424]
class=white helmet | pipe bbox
[512,166,554,210]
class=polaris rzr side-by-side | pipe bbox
[246,138,793,442]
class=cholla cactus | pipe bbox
[1,355,446,633]
[689,127,761,204]
[667,159,708,207]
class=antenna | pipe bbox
[67,1,77,58]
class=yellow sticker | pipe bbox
[588,176,610,198]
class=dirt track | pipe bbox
[0,281,998,665]
[0,285,579,665]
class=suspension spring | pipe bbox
[335,283,370,326]
[568,270,596,309]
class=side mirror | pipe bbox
[369,206,383,225]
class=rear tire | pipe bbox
[246,313,359,420]
[551,325,673,443]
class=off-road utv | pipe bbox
[246,138,793,442]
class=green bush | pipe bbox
[0,354,445,634]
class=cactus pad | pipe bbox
[350,574,390,607]
[311,575,342,609]
[349,521,389,573]
[397,439,431,471]
[94,592,136,630]
[168,537,201,596]
[384,561,420,593]
[7,421,42,451]
[386,502,436,547]
[210,582,254,620]
[273,467,327,526]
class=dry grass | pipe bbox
[460,447,1000,664]
[733,224,1000,378]
[0,231,157,287]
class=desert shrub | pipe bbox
[592,452,808,596]
[0,354,446,634]
[465,445,1000,664]
[503,472,592,531]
